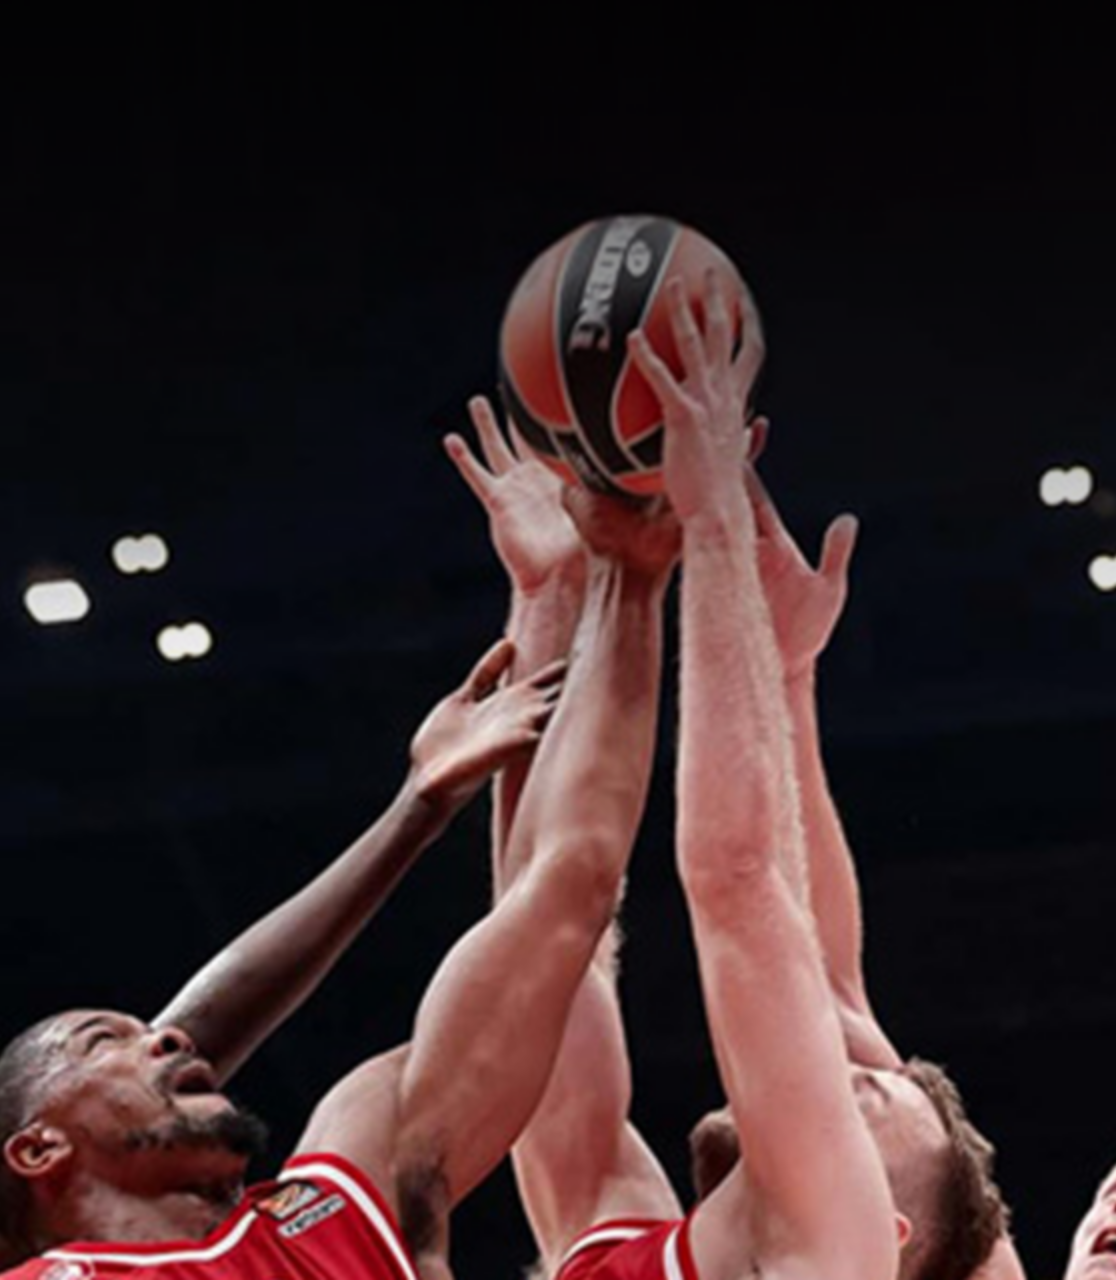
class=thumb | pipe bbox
[462,637,516,698]
[819,514,859,584]
[747,416,771,463]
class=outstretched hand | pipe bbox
[444,396,585,595]
[746,466,858,680]
[410,638,565,813]
[628,270,766,524]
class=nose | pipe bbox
[147,1025,196,1059]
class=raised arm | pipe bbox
[632,272,898,1280]
[743,466,902,1067]
[154,637,563,1083]
[443,395,586,873]
[394,491,677,1204]
[749,472,1026,1276]
[295,485,677,1278]
[447,407,681,1261]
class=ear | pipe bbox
[4,1124,73,1182]
[895,1211,913,1250]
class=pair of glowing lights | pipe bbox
[22,465,1116,641]
[1037,465,1116,593]
[23,534,214,663]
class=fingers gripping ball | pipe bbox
[498,214,760,497]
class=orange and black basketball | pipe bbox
[498,214,756,496]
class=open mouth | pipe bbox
[1091,1230,1116,1257]
[169,1059,219,1097]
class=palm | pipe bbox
[484,457,581,592]
[629,274,766,524]
[410,639,564,810]
[445,397,584,594]
[757,535,845,678]
[411,694,521,806]
[748,468,858,679]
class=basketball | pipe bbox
[498,214,756,497]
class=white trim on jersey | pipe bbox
[43,1158,418,1280]
[663,1226,686,1280]
[280,1160,420,1280]
[44,1211,260,1268]
[559,1223,658,1268]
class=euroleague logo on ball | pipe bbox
[498,212,754,497]
[625,239,652,278]
[568,216,650,353]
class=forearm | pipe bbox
[507,563,676,1251]
[787,670,902,1067]
[156,771,455,1082]
[679,520,892,1266]
[494,572,585,889]
[508,559,666,883]
[786,669,865,998]
[677,510,806,902]
[397,560,666,1207]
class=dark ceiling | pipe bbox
[1,14,1114,1278]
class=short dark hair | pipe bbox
[901,1057,1009,1280]
[0,1015,68,1247]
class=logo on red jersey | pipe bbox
[277,1193,345,1239]
[255,1179,323,1221]
[43,1264,95,1280]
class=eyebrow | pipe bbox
[71,1015,115,1037]
[68,1014,138,1045]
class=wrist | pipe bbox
[513,552,587,601]
[785,661,819,696]
[680,500,756,547]
[508,573,586,662]
[585,554,672,599]
[399,766,462,839]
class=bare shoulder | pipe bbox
[293,1042,412,1206]
[688,1159,889,1280]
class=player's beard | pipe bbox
[122,1102,269,1161]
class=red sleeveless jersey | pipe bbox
[1,1153,419,1280]
[554,1218,700,1280]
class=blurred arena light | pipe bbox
[1040,465,1095,507]
[24,579,92,625]
[1087,555,1116,593]
[157,622,214,662]
[112,534,170,575]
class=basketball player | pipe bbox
[686,465,1023,1280]
[0,637,561,1270]
[449,272,1009,1280]
[0,492,678,1280]
[1063,1164,1116,1280]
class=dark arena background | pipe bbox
[1,17,1114,1279]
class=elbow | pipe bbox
[677,834,783,920]
[523,830,625,940]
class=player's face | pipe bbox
[1065,1166,1116,1280]
[689,1065,947,1203]
[849,1065,948,1180]
[32,1009,251,1166]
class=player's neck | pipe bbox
[33,1172,244,1251]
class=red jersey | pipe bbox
[554,1219,699,1280]
[2,1153,419,1280]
